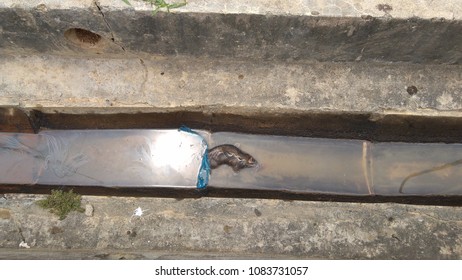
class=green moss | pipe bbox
[37,189,84,220]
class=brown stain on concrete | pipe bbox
[0,208,11,219]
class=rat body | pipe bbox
[208,144,258,172]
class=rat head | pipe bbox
[224,149,258,172]
[245,155,258,167]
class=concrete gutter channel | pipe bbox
[1,0,462,259]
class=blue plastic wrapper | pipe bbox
[179,125,210,189]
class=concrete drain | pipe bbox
[1,108,462,204]
[64,28,103,49]
[1,128,462,197]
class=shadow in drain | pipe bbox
[1,184,462,207]
[25,108,462,143]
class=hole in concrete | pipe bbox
[64,28,102,49]
[254,208,262,216]
[223,225,232,233]
[407,85,418,96]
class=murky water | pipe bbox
[209,133,372,195]
[1,130,462,195]
[209,133,462,195]
[0,133,48,184]
[372,143,462,195]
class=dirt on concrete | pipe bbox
[1,193,462,259]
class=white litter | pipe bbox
[19,241,30,249]
[130,207,149,222]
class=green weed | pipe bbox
[37,189,84,220]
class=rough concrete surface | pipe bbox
[1,193,462,259]
[1,2,461,63]
[1,55,461,115]
[2,0,461,20]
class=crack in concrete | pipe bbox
[94,0,126,52]
[17,226,26,242]
[139,58,148,96]
[112,100,151,106]
[10,212,28,245]
[407,211,462,224]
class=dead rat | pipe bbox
[208,144,258,172]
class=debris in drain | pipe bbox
[399,158,462,193]
[208,144,258,172]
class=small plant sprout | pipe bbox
[121,0,187,15]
